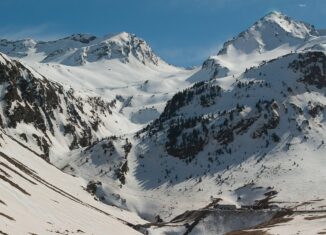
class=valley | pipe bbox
[1,11,326,235]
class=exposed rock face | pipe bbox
[289,51,326,88]
[0,53,115,159]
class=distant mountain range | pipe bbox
[0,32,161,66]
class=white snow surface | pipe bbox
[1,11,326,235]
[189,11,325,82]
[0,32,196,136]
[0,131,145,235]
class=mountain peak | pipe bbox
[98,32,161,66]
[258,11,317,38]
[0,32,163,66]
[109,31,132,40]
[258,11,289,25]
[195,12,323,81]
[55,32,161,66]
[217,12,317,56]
[263,10,283,19]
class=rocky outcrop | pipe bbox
[0,53,115,159]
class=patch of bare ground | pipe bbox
[5,133,49,163]
[292,201,313,210]
[0,162,37,185]
[310,199,324,202]
[0,200,6,205]
[0,152,37,176]
[304,215,326,220]
[317,232,326,234]
[0,212,15,221]
[0,168,11,177]
[0,174,30,195]
[0,230,8,235]
[226,230,270,235]
[0,151,139,232]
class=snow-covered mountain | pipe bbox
[59,49,326,213]
[0,130,146,235]
[189,11,321,82]
[0,32,161,66]
[0,33,196,162]
[220,11,318,55]
[1,11,326,235]
[53,49,326,235]
[0,52,128,160]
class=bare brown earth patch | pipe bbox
[0,212,15,221]
[0,151,139,232]
[0,168,11,177]
[310,199,324,202]
[0,162,37,185]
[226,230,270,235]
[0,174,30,195]
[304,215,326,220]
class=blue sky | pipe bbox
[0,0,325,66]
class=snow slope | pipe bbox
[0,32,196,136]
[0,52,134,162]
[2,11,326,235]
[0,32,160,66]
[189,11,322,82]
[142,51,326,213]
[0,36,195,163]
[0,130,146,235]
[27,57,195,128]
[57,50,326,229]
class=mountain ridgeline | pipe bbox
[0,32,160,66]
[145,51,326,161]
[1,11,326,235]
